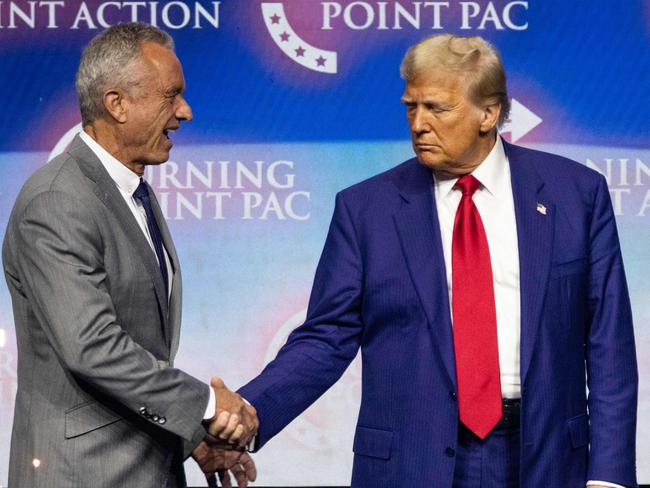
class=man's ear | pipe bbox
[479,103,501,134]
[102,89,128,124]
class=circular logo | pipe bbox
[48,122,83,162]
[264,309,361,451]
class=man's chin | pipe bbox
[416,155,463,179]
[145,150,171,166]
[415,153,445,170]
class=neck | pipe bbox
[470,131,498,169]
[83,122,145,177]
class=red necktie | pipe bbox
[452,174,502,439]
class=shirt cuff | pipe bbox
[203,383,216,420]
[586,481,626,488]
[202,389,258,450]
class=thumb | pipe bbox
[210,376,226,390]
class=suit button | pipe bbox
[158,417,166,425]
[139,407,147,415]
[152,415,159,422]
[450,391,457,401]
[445,447,455,457]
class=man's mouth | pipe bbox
[163,128,177,140]
[416,143,438,150]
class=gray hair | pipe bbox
[76,23,174,125]
[400,34,510,127]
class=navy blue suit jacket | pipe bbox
[239,142,638,487]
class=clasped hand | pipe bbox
[192,376,259,487]
[207,376,259,449]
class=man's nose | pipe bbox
[410,107,430,134]
[176,95,193,122]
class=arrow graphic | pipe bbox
[501,98,542,143]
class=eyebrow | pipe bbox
[400,97,446,107]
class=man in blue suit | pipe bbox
[237,34,637,487]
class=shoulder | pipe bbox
[338,158,424,205]
[9,152,96,228]
[506,142,606,208]
[19,152,85,196]
[506,142,603,185]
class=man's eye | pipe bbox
[426,104,445,113]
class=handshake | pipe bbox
[192,377,259,487]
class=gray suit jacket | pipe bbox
[3,135,209,487]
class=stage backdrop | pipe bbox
[0,1,648,486]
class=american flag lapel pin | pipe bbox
[536,202,547,215]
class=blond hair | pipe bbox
[400,34,510,127]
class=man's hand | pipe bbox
[192,441,257,488]
[207,376,259,449]
[216,454,257,488]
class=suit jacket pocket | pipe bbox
[567,413,589,449]
[65,400,122,439]
[353,426,393,460]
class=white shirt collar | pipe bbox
[434,135,509,199]
[78,131,141,196]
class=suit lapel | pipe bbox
[67,135,171,333]
[392,160,456,389]
[148,184,182,356]
[505,142,555,386]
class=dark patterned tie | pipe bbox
[133,178,169,297]
[452,174,502,439]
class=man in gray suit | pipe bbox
[3,23,257,487]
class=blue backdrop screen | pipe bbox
[0,1,648,485]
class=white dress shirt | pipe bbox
[433,135,623,488]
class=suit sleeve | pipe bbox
[238,191,364,449]
[585,176,638,486]
[12,190,208,453]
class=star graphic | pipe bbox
[316,56,327,67]
[295,46,305,57]
[270,14,281,24]
[279,31,290,42]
